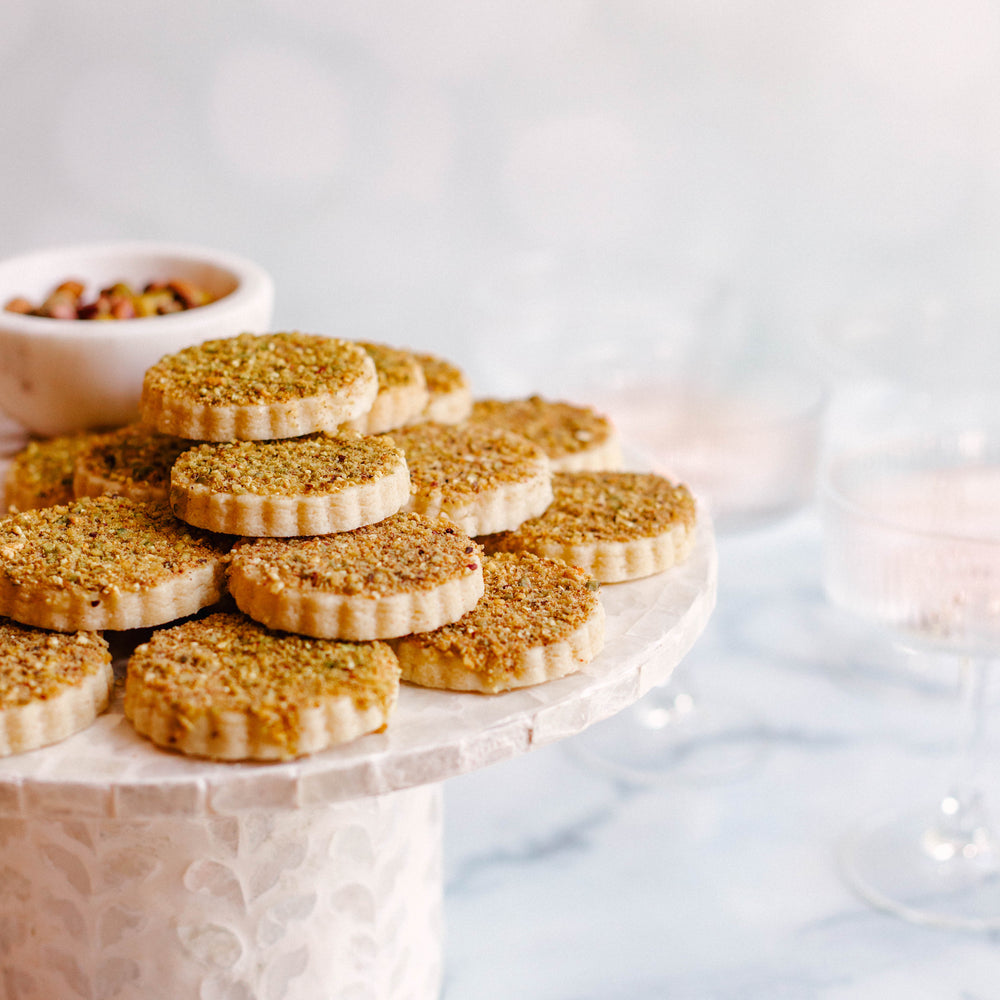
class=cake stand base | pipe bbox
[0,783,443,1000]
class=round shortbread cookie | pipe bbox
[393,551,606,693]
[481,470,697,583]
[409,352,472,424]
[125,611,401,761]
[73,423,194,503]
[0,621,114,756]
[344,341,430,434]
[466,395,623,471]
[388,422,553,536]
[140,332,379,441]
[0,496,230,631]
[227,511,485,640]
[4,432,93,512]
[169,431,410,536]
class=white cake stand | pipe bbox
[0,449,716,999]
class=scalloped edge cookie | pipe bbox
[388,422,553,536]
[0,496,230,631]
[392,551,606,693]
[480,470,697,583]
[4,432,93,512]
[125,611,400,761]
[73,423,194,503]
[170,432,410,536]
[140,332,379,441]
[467,395,623,471]
[344,341,430,434]
[410,352,473,425]
[227,511,484,640]
[0,621,114,756]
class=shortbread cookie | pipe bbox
[467,395,622,471]
[0,621,114,756]
[0,496,229,631]
[73,423,193,503]
[227,511,484,640]
[170,431,410,536]
[410,352,473,424]
[4,432,92,512]
[481,471,696,583]
[388,422,553,536]
[125,612,400,761]
[140,332,379,441]
[344,341,429,434]
[393,551,605,693]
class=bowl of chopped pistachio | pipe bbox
[0,241,274,436]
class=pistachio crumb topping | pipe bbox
[403,551,600,683]
[0,495,228,592]
[228,511,482,597]
[413,353,468,396]
[142,332,373,407]
[357,341,424,391]
[389,422,547,499]
[468,396,614,458]
[5,432,92,511]
[171,432,405,496]
[76,424,194,492]
[491,471,696,546]
[126,612,399,748]
[0,620,111,707]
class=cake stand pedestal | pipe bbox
[0,515,715,1000]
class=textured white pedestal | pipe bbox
[0,784,443,1000]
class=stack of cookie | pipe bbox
[0,331,697,762]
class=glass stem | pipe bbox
[925,657,995,862]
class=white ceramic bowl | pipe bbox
[0,241,274,436]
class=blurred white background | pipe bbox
[3,0,1000,389]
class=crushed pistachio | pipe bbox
[126,611,399,747]
[388,423,547,500]
[485,471,696,548]
[0,620,111,707]
[467,396,614,460]
[75,424,194,494]
[357,341,425,391]
[399,551,600,684]
[0,495,229,593]
[5,432,93,511]
[413,352,468,397]
[171,432,405,496]
[142,332,374,407]
[228,511,482,597]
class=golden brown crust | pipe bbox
[226,511,485,639]
[140,332,379,441]
[0,496,230,630]
[388,421,553,536]
[169,432,410,536]
[481,471,697,582]
[467,395,622,471]
[125,611,400,760]
[73,423,194,503]
[393,551,605,693]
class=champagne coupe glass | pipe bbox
[822,412,1000,928]
[562,294,828,781]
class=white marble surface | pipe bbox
[439,505,1000,998]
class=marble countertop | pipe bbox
[439,505,1000,999]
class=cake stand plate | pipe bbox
[0,445,717,999]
